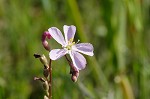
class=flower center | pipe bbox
[66,38,75,50]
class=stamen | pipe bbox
[65,38,76,50]
[76,40,80,44]
[70,38,74,42]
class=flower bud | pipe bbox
[72,71,79,82]
[43,66,49,78]
[43,81,49,91]
[34,54,49,68]
[70,66,79,82]
[42,31,51,51]
[74,71,79,78]
[42,40,50,51]
[71,75,78,82]
[39,54,49,67]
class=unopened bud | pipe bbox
[43,66,49,78]
[71,75,78,82]
[34,54,49,68]
[43,81,49,91]
[42,31,51,51]
[70,67,79,82]
[75,71,79,78]
[40,54,48,67]
[42,41,50,51]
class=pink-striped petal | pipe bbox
[48,27,66,46]
[63,25,76,43]
[72,43,94,56]
[49,49,68,60]
[69,51,86,70]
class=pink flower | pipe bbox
[48,25,94,70]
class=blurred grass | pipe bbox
[0,0,150,99]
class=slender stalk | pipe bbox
[64,55,75,69]
[65,55,73,69]
[49,59,52,99]
[65,55,71,63]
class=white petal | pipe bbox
[72,43,94,56]
[48,27,66,46]
[63,25,76,43]
[69,51,86,70]
[49,49,68,60]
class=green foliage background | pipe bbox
[0,0,150,99]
